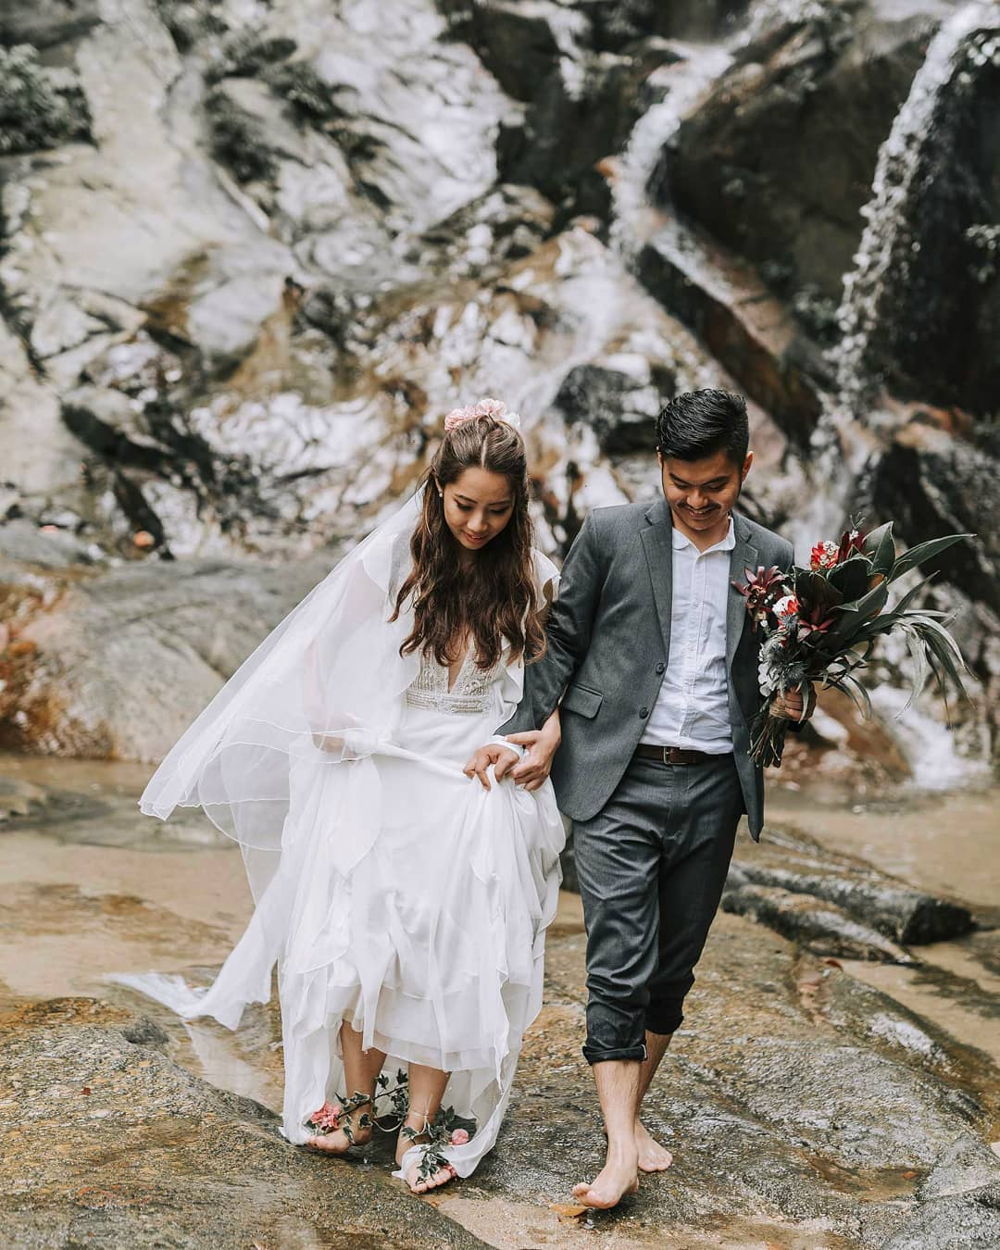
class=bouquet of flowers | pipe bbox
[736,522,970,767]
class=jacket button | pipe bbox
[655,661,665,674]
[639,707,649,718]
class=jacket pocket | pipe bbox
[561,682,603,719]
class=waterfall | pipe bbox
[833,1,1000,410]
[792,2,999,547]
[608,44,732,261]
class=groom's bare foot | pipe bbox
[635,1119,673,1172]
[572,1148,639,1209]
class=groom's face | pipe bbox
[658,448,752,539]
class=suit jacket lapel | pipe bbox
[727,513,758,668]
[639,498,673,660]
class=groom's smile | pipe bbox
[658,447,753,549]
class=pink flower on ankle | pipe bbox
[310,1101,342,1130]
[450,1128,470,1145]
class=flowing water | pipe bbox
[833,1,1000,409]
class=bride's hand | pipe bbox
[463,743,521,790]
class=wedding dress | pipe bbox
[116,491,565,1178]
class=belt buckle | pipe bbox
[662,746,677,765]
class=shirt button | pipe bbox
[639,707,649,718]
[655,662,665,674]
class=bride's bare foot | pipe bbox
[304,1100,373,1155]
[395,1124,457,1194]
[572,1147,639,1209]
[635,1119,673,1172]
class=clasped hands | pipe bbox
[463,724,560,792]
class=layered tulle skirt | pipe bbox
[120,698,564,1177]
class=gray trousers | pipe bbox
[573,753,742,1064]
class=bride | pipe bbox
[127,401,565,1192]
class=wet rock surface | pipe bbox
[0,996,492,1249]
[1,759,998,1249]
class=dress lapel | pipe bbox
[639,498,673,660]
[727,513,759,668]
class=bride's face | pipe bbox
[440,467,515,555]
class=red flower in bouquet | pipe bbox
[809,540,839,571]
[835,525,868,563]
[736,565,790,631]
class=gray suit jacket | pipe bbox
[502,499,793,839]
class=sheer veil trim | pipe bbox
[140,489,558,883]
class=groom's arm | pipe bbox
[500,510,606,735]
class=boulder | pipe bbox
[722,876,918,963]
[0,553,332,761]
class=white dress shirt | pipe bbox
[641,518,735,754]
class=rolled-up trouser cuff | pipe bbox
[582,1042,647,1066]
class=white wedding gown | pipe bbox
[117,534,565,1179]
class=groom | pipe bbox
[468,389,812,1207]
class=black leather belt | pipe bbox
[634,744,718,765]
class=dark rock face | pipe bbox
[663,3,943,302]
[847,27,1000,414]
[871,417,1000,615]
[498,50,647,212]
[581,0,750,46]
[551,359,670,456]
[0,0,101,50]
[637,219,827,446]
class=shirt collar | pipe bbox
[672,516,736,555]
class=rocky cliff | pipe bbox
[1,0,997,774]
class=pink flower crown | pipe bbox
[443,397,521,432]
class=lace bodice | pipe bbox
[405,649,505,715]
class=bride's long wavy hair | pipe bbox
[392,414,546,669]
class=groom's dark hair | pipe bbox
[655,389,749,467]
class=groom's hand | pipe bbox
[463,743,520,790]
[772,682,816,723]
[508,729,559,792]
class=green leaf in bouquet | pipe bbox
[828,669,873,719]
[793,568,845,613]
[826,578,891,643]
[827,555,872,601]
[863,522,896,576]
[886,533,973,583]
[912,615,968,696]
